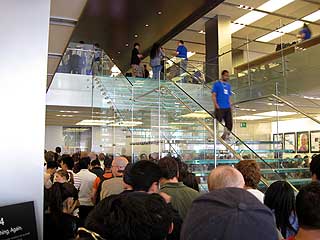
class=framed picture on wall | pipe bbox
[310,131,320,153]
[284,132,296,153]
[297,131,309,153]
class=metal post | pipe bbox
[131,85,134,162]
[214,118,217,168]
[246,35,251,87]
[158,71,161,157]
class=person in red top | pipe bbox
[286,182,320,240]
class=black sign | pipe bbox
[0,202,38,240]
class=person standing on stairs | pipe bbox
[211,70,233,141]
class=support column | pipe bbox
[205,15,232,82]
[0,0,50,238]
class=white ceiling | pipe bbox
[163,0,320,63]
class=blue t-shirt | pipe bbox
[300,27,311,40]
[212,80,232,109]
[176,45,188,59]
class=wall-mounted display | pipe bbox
[310,131,320,153]
[284,132,296,153]
[297,131,309,153]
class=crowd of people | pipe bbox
[43,147,320,240]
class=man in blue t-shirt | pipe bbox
[176,40,188,83]
[212,70,233,140]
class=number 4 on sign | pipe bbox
[0,218,4,226]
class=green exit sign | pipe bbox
[240,122,247,128]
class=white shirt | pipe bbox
[44,172,52,189]
[74,169,96,206]
[247,188,265,203]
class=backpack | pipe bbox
[95,173,113,204]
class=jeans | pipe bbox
[152,65,162,80]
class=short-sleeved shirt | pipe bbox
[300,27,311,40]
[212,80,232,109]
[176,45,188,59]
[131,48,141,65]
[92,172,113,190]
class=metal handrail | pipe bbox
[158,85,276,189]
[271,94,320,125]
[233,93,320,126]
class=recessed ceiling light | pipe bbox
[231,0,295,34]
[157,11,162,15]
[134,34,138,38]
[125,43,129,47]
[145,24,149,27]
[118,51,121,54]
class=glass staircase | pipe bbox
[49,40,320,191]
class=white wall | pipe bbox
[272,118,320,133]
[0,0,50,238]
[45,126,64,151]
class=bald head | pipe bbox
[207,165,245,191]
[111,157,129,177]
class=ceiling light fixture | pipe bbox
[157,11,162,15]
[257,9,320,42]
[256,21,303,42]
[108,121,143,127]
[238,5,254,10]
[231,0,295,34]
[145,24,149,27]
[56,115,74,117]
[125,43,129,47]
[134,34,138,38]
[76,119,114,126]
[117,51,121,54]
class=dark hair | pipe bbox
[235,160,261,189]
[221,70,229,76]
[49,182,78,216]
[296,182,320,229]
[79,157,91,170]
[183,172,199,192]
[45,151,56,162]
[55,147,62,153]
[47,161,58,170]
[150,43,160,59]
[134,43,140,48]
[130,160,162,191]
[264,181,297,237]
[123,163,133,186]
[85,192,173,240]
[310,154,320,180]
[158,157,178,180]
[61,155,74,170]
[179,40,184,45]
[90,159,101,167]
